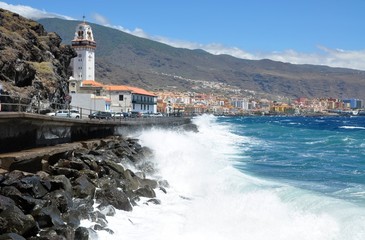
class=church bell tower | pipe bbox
[71,18,96,81]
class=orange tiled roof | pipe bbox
[104,85,130,91]
[127,86,156,97]
[105,85,156,97]
[81,80,104,87]
[80,80,155,96]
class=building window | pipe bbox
[119,95,124,101]
[71,83,76,87]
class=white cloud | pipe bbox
[92,13,109,26]
[132,33,365,71]
[0,1,73,20]
[258,47,365,70]
[101,18,365,71]
[151,37,365,70]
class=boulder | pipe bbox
[1,171,26,186]
[140,178,158,189]
[93,224,114,234]
[9,157,42,173]
[121,169,142,191]
[146,199,161,205]
[0,185,46,214]
[0,194,16,211]
[95,187,132,211]
[74,227,89,240]
[73,175,96,199]
[159,187,167,194]
[50,175,72,193]
[79,169,98,179]
[72,198,94,220]
[134,185,156,198]
[43,189,73,213]
[158,179,170,188]
[51,167,80,179]
[80,156,100,172]
[0,205,38,237]
[52,225,75,240]
[103,160,125,174]
[17,175,49,199]
[0,233,26,240]
[36,229,63,240]
[97,204,116,217]
[33,203,65,228]
[89,211,108,228]
[61,209,81,228]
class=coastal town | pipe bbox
[68,20,364,118]
[152,80,364,116]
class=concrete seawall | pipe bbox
[0,112,193,153]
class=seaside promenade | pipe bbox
[0,111,192,152]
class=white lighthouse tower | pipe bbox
[71,19,96,82]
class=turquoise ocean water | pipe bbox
[91,115,365,240]
[222,115,365,205]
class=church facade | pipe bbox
[69,20,157,114]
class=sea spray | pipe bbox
[94,115,365,240]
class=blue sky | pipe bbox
[1,0,365,70]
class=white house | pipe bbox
[104,85,157,113]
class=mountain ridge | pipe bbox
[38,18,365,100]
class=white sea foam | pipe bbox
[90,115,365,240]
[340,125,365,130]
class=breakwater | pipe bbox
[0,135,170,239]
[0,112,197,239]
[0,112,193,153]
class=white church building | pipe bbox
[68,20,157,114]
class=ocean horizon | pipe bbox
[86,114,365,240]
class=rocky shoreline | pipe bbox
[0,135,168,239]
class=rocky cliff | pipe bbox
[0,9,76,111]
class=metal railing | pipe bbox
[0,94,187,121]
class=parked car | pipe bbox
[69,110,81,118]
[88,111,112,120]
[151,112,163,117]
[49,109,80,118]
[113,112,129,119]
[46,111,56,116]
[130,111,142,118]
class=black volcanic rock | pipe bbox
[0,136,162,239]
[0,9,76,111]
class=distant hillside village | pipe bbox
[69,21,364,116]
